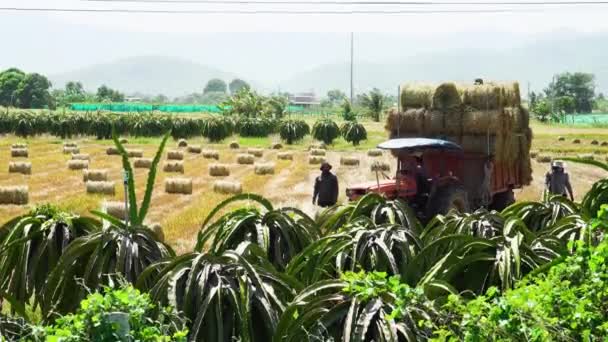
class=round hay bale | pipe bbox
[309,156,326,165]
[271,143,283,150]
[578,154,594,161]
[68,160,89,170]
[400,84,434,109]
[83,169,108,182]
[367,149,383,157]
[63,146,79,155]
[530,151,539,159]
[310,149,326,156]
[371,161,390,172]
[165,177,193,194]
[86,181,116,195]
[460,109,504,135]
[71,153,90,161]
[119,138,128,144]
[340,156,360,166]
[558,136,565,141]
[229,141,240,149]
[103,201,126,220]
[308,143,327,150]
[149,223,164,243]
[63,142,78,148]
[254,163,275,175]
[277,152,293,160]
[8,162,31,175]
[385,108,426,136]
[236,154,255,165]
[0,186,28,205]
[536,155,552,163]
[247,148,264,157]
[11,148,28,158]
[461,83,508,110]
[591,140,599,145]
[601,141,608,147]
[177,139,188,148]
[572,139,581,144]
[167,150,184,160]
[187,145,202,154]
[202,150,220,160]
[213,181,242,195]
[126,149,143,158]
[11,143,27,149]
[163,161,184,173]
[106,147,120,155]
[209,164,230,177]
[134,158,152,169]
[432,82,461,110]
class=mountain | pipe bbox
[49,56,241,98]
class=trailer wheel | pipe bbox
[426,183,470,218]
[489,190,515,212]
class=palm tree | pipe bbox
[359,89,385,122]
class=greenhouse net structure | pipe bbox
[70,103,314,114]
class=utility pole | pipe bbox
[350,32,354,104]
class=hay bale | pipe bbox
[591,140,599,145]
[119,138,128,144]
[209,164,230,177]
[461,82,520,110]
[247,148,264,157]
[254,163,275,175]
[602,141,608,147]
[0,186,28,205]
[536,155,552,163]
[229,141,240,149]
[367,149,383,157]
[309,156,326,165]
[432,83,462,110]
[277,152,293,160]
[341,156,360,166]
[177,139,188,148]
[63,146,79,155]
[63,142,78,148]
[237,154,255,165]
[126,149,143,158]
[167,150,184,160]
[310,149,326,156]
[83,169,108,182]
[308,143,327,150]
[106,147,120,155]
[558,136,565,141]
[202,150,220,160]
[149,223,164,243]
[271,143,283,150]
[187,145,202,154]
[86,181,116,195]
[400,84,434,109]
[11,143,27,149]
[461,109,504,135]
[134,158,152,169]
[371,161,390,172]
[68,160,89,170]
[163,161,184,173]
[10,148,28,158]
[213,180,242,195]
[8,162,31,175]
[572,139,581,144]
[424,110,450,135]
[165,177,193,194]
[71,153,90,161]
[530,151,538,159]
[578,154,594,161]
[103,201,126,220]
[385,108,426,136]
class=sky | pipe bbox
[1,0,608,85]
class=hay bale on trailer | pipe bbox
[340,156,360,166]
[187,145,202,154]
[86,181,116,195]
[213,180,242,195]
[371,161,390,172]
[461,82,521,110]
[385,108,425,137]
[102,201,126,220]
[237,154,255,165]
[165,177,193,194]
[68,160,89,170]
[163,161,184,173]
[432,82,462,110]
[177,139,188,147]
[277,152,293,160]
[167,150,184,160]
[271,143,283,150]
[83,169,108,182]
[209,164,230,176]
[63,146,79,155]
[310,149,326,156]
[126,149,143,158]
[106,147,120,155]
[71,153,90,161]
[367,149,383,157]
[8,162,31,175]
[309,156,326,165]
[400,84,434,109]
[11,148,28,158]
[247,148,264,157]
[202,150,220,160]
[11,143,27,149]
[254,163,275,175]
[0,186,28,205]
[229,141,240,149]
[134,158,152,169]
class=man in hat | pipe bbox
[545,160,574,201]
[313,162,339,208]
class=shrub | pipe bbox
[341,121,367,146]
[237,117,276,137]
[278,119,310,144]
[312,119,340,145]
[201,116,232,142]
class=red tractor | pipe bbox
[346,138,519,220]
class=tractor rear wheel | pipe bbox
[426,183,470,218]
[489,189,515,212]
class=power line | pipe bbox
[81,0,608,5]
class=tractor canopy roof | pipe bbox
[377,138,463,152]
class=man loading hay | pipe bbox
[545,161,574,201]
[313,162,339,208]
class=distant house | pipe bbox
[125,96,142,103]
[289,92,320,108]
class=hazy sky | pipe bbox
[2,0,608,83]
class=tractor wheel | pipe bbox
[489,189,515,212]
[426,183,470,218]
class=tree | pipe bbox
[359,88,385,122]
[532,99,552,122]
[152,94,168,103]
[555,96,576,114]
[64,81,86,103]
[0,68,26,107]
[545,72,596,113]
[14,73,53,109]
[96,85,124,102]
[228,78,250,95]
[327,89,346,105]
[204,78,227,94]
[266,95,288,119]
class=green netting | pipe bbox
[70,103,223,113]
[560,113,608,125]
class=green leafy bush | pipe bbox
[201,116,233,142]
[278,119,310,144]
[340,121,367,146]
[312,118,340,145]
[236,117,276,137]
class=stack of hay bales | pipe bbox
[0,186,28,205]
[165,177,193,194]
[389,81,532,185]
[9,162,31,175]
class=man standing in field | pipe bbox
[313,162,339,208]
[545,161,574,201]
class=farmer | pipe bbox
[313,162,339,208]
[545,161,574,201]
